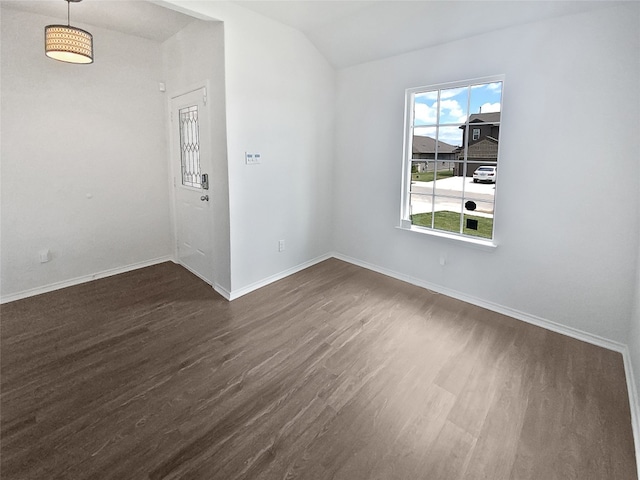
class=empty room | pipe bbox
[1,0,639,478]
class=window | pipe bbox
[179,105,201,188]
[400,75,504,244]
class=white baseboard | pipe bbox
[0,256,174,304]
[213,283,232,301]
[332,252,640,477]
[333,252,627,352]
[226,252,334,301]
[621,346,640,479]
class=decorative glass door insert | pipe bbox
[179,105,201,188]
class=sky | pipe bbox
[413,81,502,146]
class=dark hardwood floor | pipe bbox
[1,259,637,479]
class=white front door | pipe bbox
[170,88,213,284]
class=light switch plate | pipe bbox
[245,152,261,165]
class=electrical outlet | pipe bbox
[278,240,285,252]
[39,249,51,263]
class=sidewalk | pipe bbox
[410,176,495,218]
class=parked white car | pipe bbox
[473,166,497,183]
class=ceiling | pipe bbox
[233,0,623,68]
[0,0,195,43]
[1,0,623,68]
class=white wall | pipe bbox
[3,0,637,352]
[333,3,640,343]
[162,19,231,293]
[2,0,336,300]
[162,1,335,293]
[1,7,172,300]
[631,174,640,429]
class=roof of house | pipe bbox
[412,136,458,154]
[468,112,501,124]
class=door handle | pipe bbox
[200,195,209,201]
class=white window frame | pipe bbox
[399,74,505,248]
[472,128,481,141]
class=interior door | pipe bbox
[170,88,213,284]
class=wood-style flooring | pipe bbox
[1,259,637,479]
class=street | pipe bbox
[410,176,495,217]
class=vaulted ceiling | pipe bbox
[230,0,621,68]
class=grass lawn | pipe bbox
[411,211,493,239]
[411,170,455,182]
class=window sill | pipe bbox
[396,222,497,251]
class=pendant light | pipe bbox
[45,0,93,64]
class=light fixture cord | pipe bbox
[67,0,70,27]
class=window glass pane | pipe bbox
[410,160,438,183]
[412,127,436,161]
[463,214,493,239]
[433,162,464,192]
[409,162,435,217]
[411,198,465,234]
[466,132,500,167]
[410,193,435,222]
[438,86,468,125]
[469,81,502,117]
[432,162,456,184]
[414,91,439,127]
[463,195,494,239]
[437,126,463,156]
